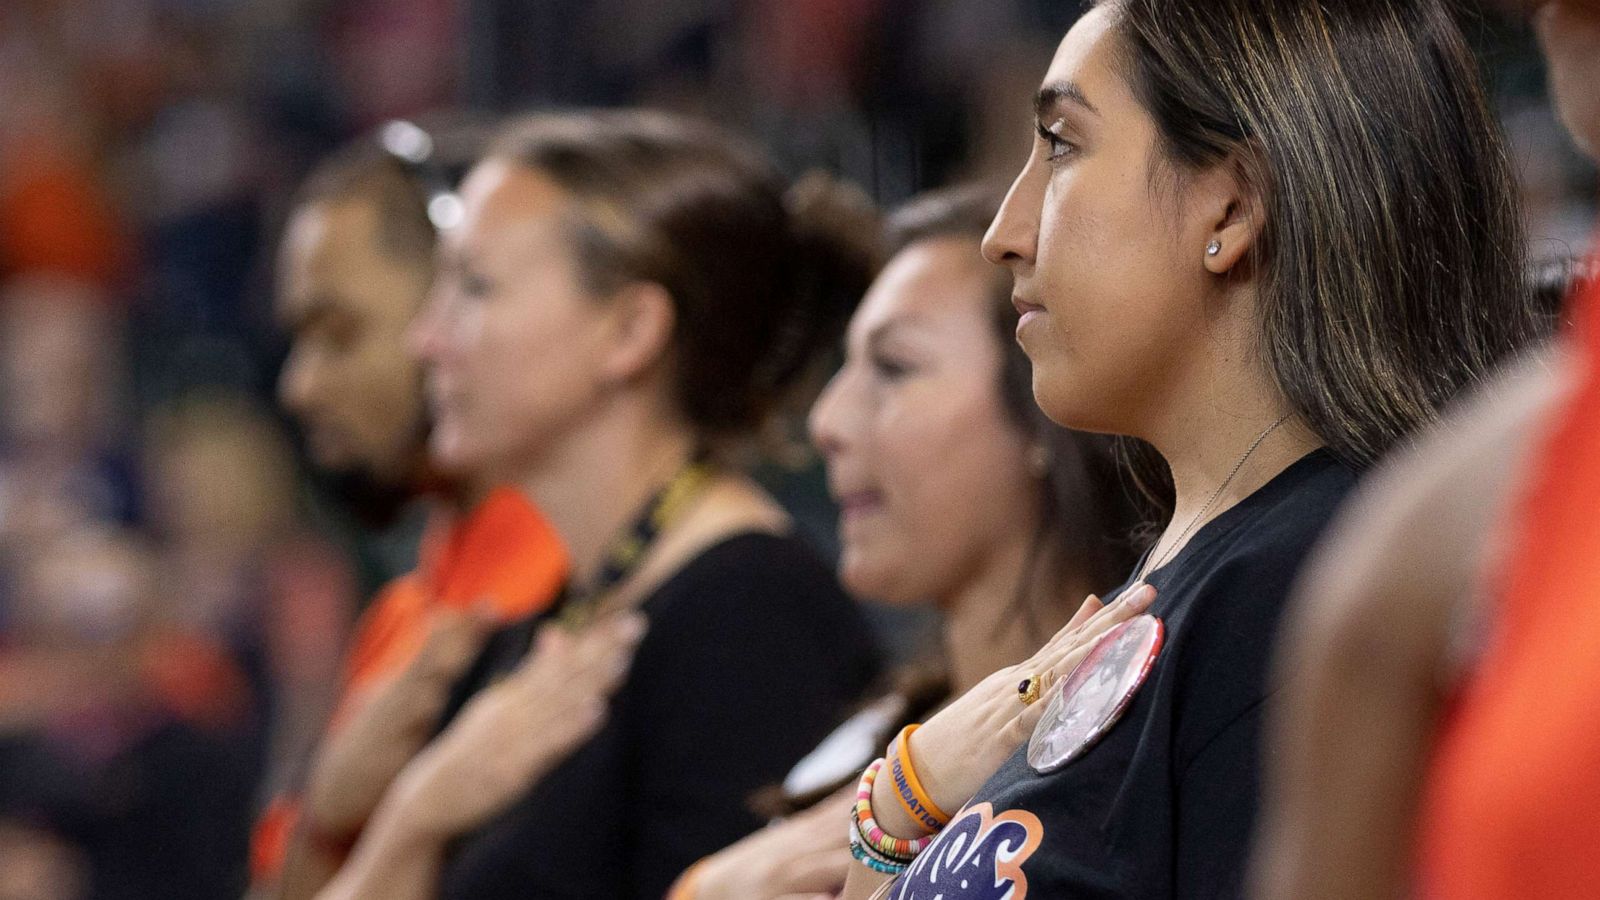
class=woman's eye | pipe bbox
[459,270,494,299]
[870,354,913,380]
[1035,121,1078,163]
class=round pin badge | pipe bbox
[1027,614,1164,774]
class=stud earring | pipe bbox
[1206,240,1222,257]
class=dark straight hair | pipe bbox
[1100,0,1543,469]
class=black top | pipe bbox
[436,531,881,899]
[888,451,1356,900]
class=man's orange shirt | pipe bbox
[336,487,568,712]
[251,486,568,882]
[1418,256,1600,899]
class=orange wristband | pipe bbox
[888,724,951,834]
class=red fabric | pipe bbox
[1417,251,1600,899]
[0,134,131,289]
[137,633,252,731]
[335,487,568,708]
[250,797,298,883]
[745,0,885,105]
[248,487,568,884]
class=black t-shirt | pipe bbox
[436,531,882,899]
[888,450,1355,899]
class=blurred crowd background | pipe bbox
[0,0,1593,897]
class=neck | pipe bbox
[1126,291,1325,572]
[1143,395,1322,573]
[515,405,697,587]
[938,533,1084,695]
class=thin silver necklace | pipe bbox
[1135,413,1292,583]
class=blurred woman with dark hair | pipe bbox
[317,109,883,900]
[832,0,1542,896]
[669,186,1147,899]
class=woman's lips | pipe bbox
[1013,294,1046,335]
[835,490,885,520]
[1012,294,1045,315]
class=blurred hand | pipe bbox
[0,821,86,900]
[302,606,495,839]
[690,789,854,900]
[868,584,1156,840]
[382,613,647,840]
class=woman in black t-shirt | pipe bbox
[840,1,1541,898]
[316,110,884,900]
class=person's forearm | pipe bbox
[316,848,442,900]
[303,731,429,837]
[840,865,895,900]
[276,832,346,900]
[313,797,445,900]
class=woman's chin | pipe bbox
[1032,370,1123,435]
[1031,371,1084,429]
[841,559,932,609]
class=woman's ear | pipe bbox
[597,281,677,385]
[1200,154,1266,277]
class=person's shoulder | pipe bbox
[630,529,880,695]
[1166,453,1360,646]
[1239,449,1358,528]
[1155,455,1360,753]
[642,530,850,623]
[1206,451,1359,579]
[658,529,831,586]
[340,573,432,689]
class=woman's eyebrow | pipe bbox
[1034,80,1101,119]
[864,318,906,350]
[864,315,932,350]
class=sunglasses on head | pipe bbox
[378,119,475,232]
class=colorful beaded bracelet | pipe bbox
[850,804,915,867]
[848,819,910,875]
[851,837,908,875]
[855,758,937,861]
[849,816,899,864]
[888,724,951,834]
